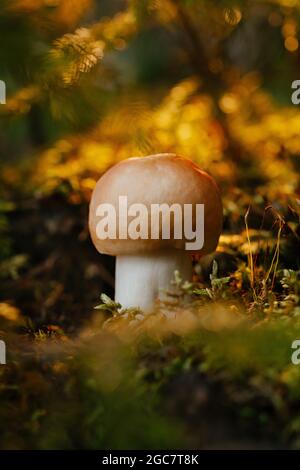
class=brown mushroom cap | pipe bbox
[89,153,223,256]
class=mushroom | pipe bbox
[89,153,223,312]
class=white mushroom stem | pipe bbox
[115,248,192,312]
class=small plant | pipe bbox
[272,269,300,317]
[171,270,195,294]
[194,260,231,300]
[95,293,144,328]
[280,269,300,296]
[94,293,122,315]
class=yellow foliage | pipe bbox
[0,303,22,322]
[9,0,93,28]
[28,68,300,199]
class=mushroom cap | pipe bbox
[89,153,223,256]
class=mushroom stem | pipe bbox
[115,248,193,312]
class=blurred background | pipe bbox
[1,0,300,450]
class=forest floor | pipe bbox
[1,186,300,450]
